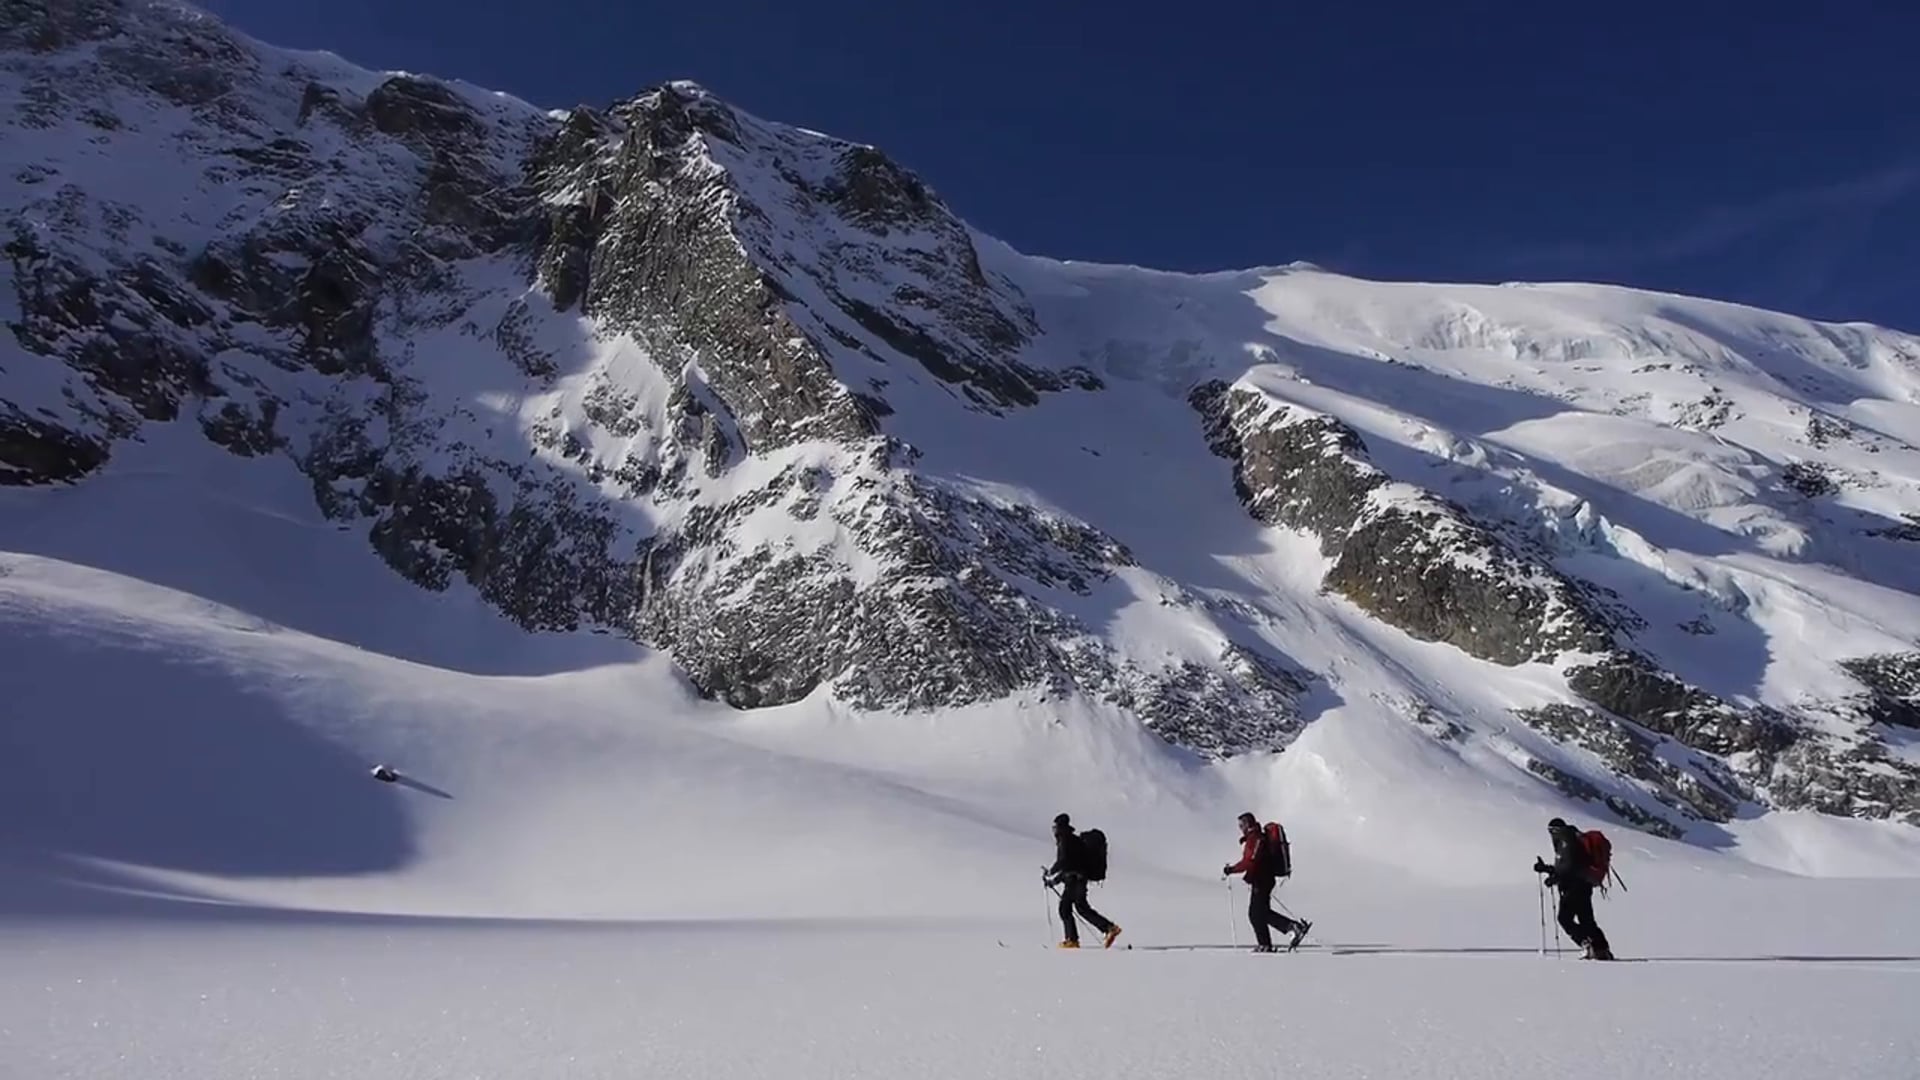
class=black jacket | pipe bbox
[1546,828,1591,890]
[1049,831,1087,880]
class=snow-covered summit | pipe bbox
[5,0,1920,883]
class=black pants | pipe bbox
[1248,879,1301,949]
[1058,876,1112,943]
[1556,883,1610,954]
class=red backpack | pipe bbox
[1261,822,1293,878]
[1580,830,1612,888]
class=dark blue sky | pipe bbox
[206,0,1920,331]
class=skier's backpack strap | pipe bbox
[1081,828,1108,882]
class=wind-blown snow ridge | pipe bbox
[4,0,1920,895]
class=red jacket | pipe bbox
[1226,832,1263,883]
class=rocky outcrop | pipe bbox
[1195,377,1920,829]
[1781,460,1837,499]
[1519,754,1686,840]
[1841,653,1920,728]
[5,227,212,429]
[0,406,107,484]
[1561,654,1919,823]
[526,83,1096,445]
[530,93,876,453]
[1563,658,1797,760]
[1766,741,1920,826]
[1192,379,1613,664]
[1123,643,1310,758]
[624,444,1309,746]
[1867,514,1920,543]
[1514,704,1741,830]
[1,0,124,55]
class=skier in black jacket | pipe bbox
[1045,813,1121,949]
[1534,817,1614,960]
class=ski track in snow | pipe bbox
[6,924,1919,1080]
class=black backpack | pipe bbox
[1081,828,1108,881]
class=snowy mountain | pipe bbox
[11,9,1920,1077]
[6,0,1920,882]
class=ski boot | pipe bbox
[1102,925,1123,949]
[1058,940,1080,949]
[1288,920,1312,951]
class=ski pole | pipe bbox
[1272,878,1297,920]
[1043,869,1057,943]
[1537,876,1547,957]
[1550,889,1563,959]
[1224,878,1238,948]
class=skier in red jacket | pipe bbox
[1223,812,1311,952]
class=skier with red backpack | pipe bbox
[1534,817,1615,960]
[1223,812,1312,952]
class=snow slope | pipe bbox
[5,433,1920,1080]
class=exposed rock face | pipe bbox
[1560,654,1920,826]
[1563,658,1796,760]
[1193,377,1920,833]
[523,83,1095,454]
[1841,653,1920,729]
[1514,705,1741,828]
[2,0,1914,834]
[1766,741,1920,826]
[1520,754,1686,840]
[1867,514,1920,543]
[0,0,1303,758]
[624,443,1309,745]
[529,93,873,453]
[6,226,212,426]
[1781,460,1837,499]
[0,406,107,484]
[1193,380,1614,665]
[1123,642,1310,758]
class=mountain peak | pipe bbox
[661,77,715,98]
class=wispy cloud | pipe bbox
[1505,161,1920,271]
[1497,160,1920,325]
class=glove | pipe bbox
[1543,872,1558,889]
[1222,865,1235,877]
[1533,858,1549,874]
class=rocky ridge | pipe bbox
[5,0,1919,841]
[0,0,1309,755]
[1192,378,1920,826]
